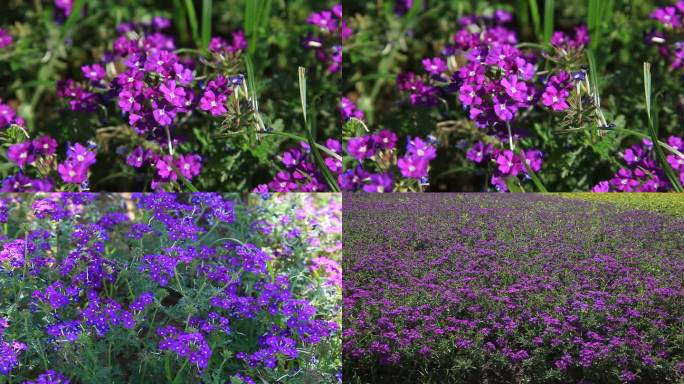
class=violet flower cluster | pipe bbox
[55,17,248,189]
[465,140,543,191]
[398,10,538,130]
[255,139,342,192]
[344,193,684,383]
[304,4,347,73]
[593,135,684,191]
[0,193,340,383]
[341,99,437,192]
[2,97,101,190]
[0,319,26,376]
[648,1,684,69]
[0,28,11,48]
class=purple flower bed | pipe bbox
[343,193,684,383]
[0,193,341,383]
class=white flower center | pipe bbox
[417,149,425,157]
[359,145,367,153]
[377,186,384,193]
[77,155,84,162]
[90,71,98,77]
[210,100,217,107]
[408,165,416,172]
[69,170,76,177]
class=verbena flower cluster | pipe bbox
[465,141,543,191]
[649,1,684,69]
[0,193,341,383]
[341,98,437,192]
[344,2,684,192]
[0,28,11,49]
[57,17,246,189]
[255,139,342,192]
[593,135,684,191]
[344,193,684,383]
[1,14,251,191]
[304,4,346,74]
[393,10,552,190]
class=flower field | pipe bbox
[342,1,684,192]
[0,193,341,383]
[343,193,684,383]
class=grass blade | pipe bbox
[244,55,261,144]
[643,62,683,191]
[528,0,541,40]
[201,0,212,52]
[543,0,555,46]
[184,0,200,47]
[244,0,272,58]
[298,67,340,192]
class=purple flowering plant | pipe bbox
[0,1,341,192]
[343,2,684,192]
[0,192,341,383]
[343,193,684,383]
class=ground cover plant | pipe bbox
[557,192,684,216]
[342,1,684,192]
[0,192,342,383]
[343,193,684,383]
[0,1,341,192]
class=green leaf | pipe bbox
[643,62,683,192]
[184,0,200,47]
[543,0,555,46]
[201,0,213,52]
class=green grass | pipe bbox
[556,193,684,216]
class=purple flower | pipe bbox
[397,155,429,179]
[651,6,681,29]
[199,90,227,116]
[159,81,186,107]
[7,142,34,168]
[493,96,516,121]
[22,370,70,384]
[422,57,448,75]
[155,155,178,181]
[372,129,398,150]
[176,154,202,179]
[32,136,58,156]
[152,105,175,126]
[541,85,569,111]
[126,147,144,168]
[57,161,88,184]
[67,143,96,166]
[340,97,365,121]
[0,28,12,48]
[501,75,528,102]
[117,90,139,113]
[466,141,488,163]
[459,84,481,106]
[346,136,374,161]
[496,150,520,176]
[81,64,106,81]
[362,173,393,193]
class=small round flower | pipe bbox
[7,142,34,168]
